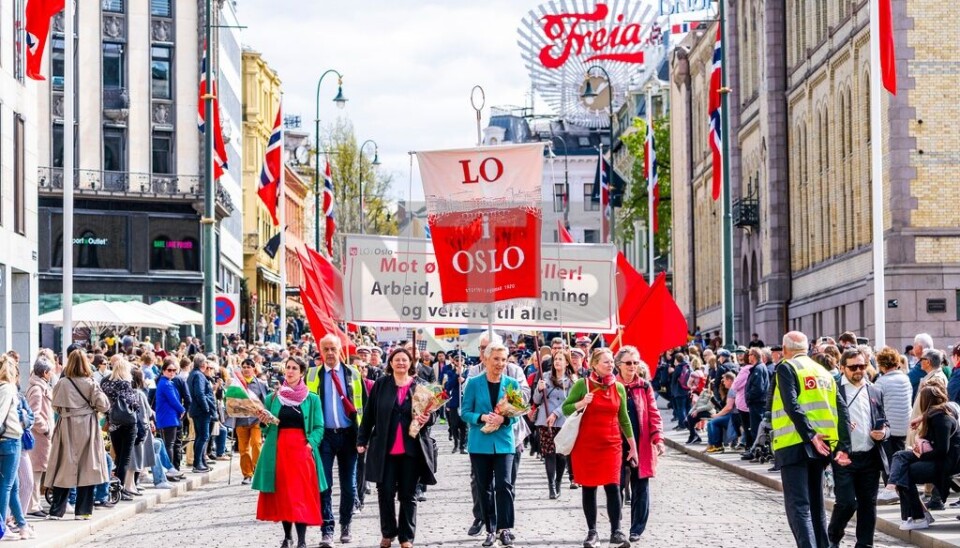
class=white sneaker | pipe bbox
[877,488,900,504]
[66,503,74,514]
[0,531,20,541]
[17,524,34,540]
[153,482,174,489]
[900,517,930,531]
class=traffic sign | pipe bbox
[215,293,240,333]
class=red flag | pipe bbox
[258,106,282,226]
[709,26,723,201]
[557,220,574,243]
[198,43,228,179]
[604,253,653,349]
[306,247,345,321]
[621,273,689,364]
[878,0,896,95]
[299,284,349,350]
[25,0,64,80]
[323,161,336,257]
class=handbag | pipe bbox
[554,378,590,456]
[21,430,34,450]
[109,394,137,426]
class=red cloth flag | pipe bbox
[306,246,345,321]
[604,253,652,350]
[557,220,574,243]
[258,106,283,226]
[299,284,349,350]
[709,26,723,201]
[198,43,229,180]
[621,273,689,364]
[323,160,336,257]
[879,0,896,95]
[25,0,64,80]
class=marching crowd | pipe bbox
[3,325,959,547]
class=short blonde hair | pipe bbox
[0,355,16,384]
[589,348,613,368]
[109,358,133,382]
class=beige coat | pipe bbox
[26,375,53,473]
[45,376,111,488]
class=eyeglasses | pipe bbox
[620,360,638,365]
[844,364,867,371]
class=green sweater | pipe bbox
[561,378,634,439]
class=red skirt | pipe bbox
[257,429,323,525]
[570,385,623,487]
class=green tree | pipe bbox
[618,116,671,256]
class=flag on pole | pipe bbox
[709,25,723,201]
[594,150,611,242]
[198,43,228,179]
[25,0,65,80]
[619,273,689,362]
[557,219,574,243]
[878,0,896,94]
[645,123,660,232]
[263,230,281,259]
[258,105,282,226]
[671,23,692,34]
[323,160,336,257]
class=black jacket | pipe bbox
[773,358,833,467]
[357,376,437,486]
[835,383,889,473]
[918,410,960,497]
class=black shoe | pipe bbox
[27,510,47,519]
[340,524,352,543]
[467,519,483,536]
[280,538,293,548]
[570,482,579,490]
[548,483,558,499]
[417,492,426,502]
[927,499,945,511]
[459,448,467,454]
[610,531,629,548]
[120,493,134,501]
[451,444,459,454]
[582,529,599,548]
[481,532,496,547]
[296,543,306,548]
[741,451,756,460]
[499,529,516,547]
[768,465,780,473]
[686,436,702,445]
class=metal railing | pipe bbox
[38,166,202,196]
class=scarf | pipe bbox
[617,374,646,409]
[590,371,616,387]
[277,379,309,407]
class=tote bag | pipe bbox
[554,378,590,456]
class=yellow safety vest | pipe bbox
[771,355,838,452]
[306,365,364,423]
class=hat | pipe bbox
[922,349,944,370]
[370,346,383,355]
[770,345,783,352]
[356,346,372,354]
[570,348,586,358]
[450,351,465,360]
[717,349,731,357]
[575,336,591,345]
[735,345,747,354]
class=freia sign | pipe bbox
[539,3,646,68]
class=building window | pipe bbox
[151,46,171,99]
[553,183,565,213]
[102,0,124,13]
[103,128,126,172]
[150,0,171,17]
[14,114,24,235]
[52,124,63,167]
[51,35,64,87]
[583,183,600,211]
[584,229,599,243]
[13,0,26,81]
[152,132,173,174]
[102,43,124,90]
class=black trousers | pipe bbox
[738,410,754,447]
[471,453,515,533]
[582,484,622,534]
[828,452,881,547]
[50,485,94,517]
[356,452,368,506]
[447,408,466,448]
[110,424,137,483]
[378,455,419,543]
[780,459,829,548]
[159,426,178,473]
[174,420,187,470]
[880,435,905,485]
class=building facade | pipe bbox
[670,0,960,349]
[35,0,240,349]
[0,1,39,361]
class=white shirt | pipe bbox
[841,378,873,453]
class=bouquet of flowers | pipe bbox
[225,374,278,424]
[481,386,530,433]
[409,384,450,438]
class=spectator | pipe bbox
[705,373,737,453]
[908,334,934,399]
[908,349,948,449]
[741,348,770,460]
[874,346,913,504]
[187,354,216,473]
[100,358,141,500]
[440,352,467,454]
[25,357,53,519]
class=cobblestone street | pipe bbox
[76,435,913,547]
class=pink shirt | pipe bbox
[732,364,752,412]
[390,383,413,455]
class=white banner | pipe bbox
[344,235,618,333]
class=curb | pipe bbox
[23,458,240,548]
[663,437,958,548]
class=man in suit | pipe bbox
[306,334,364,547]
[828,348,889,548]
[187,354,216,473]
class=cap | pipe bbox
[770,345,783,352]
[717,349,732,357]
[735,345,747,354]
[370,346,383,355]
[570,348,586,358]
[922,349,944,370]
[575,336,591,344]
[450,351,465,360]
[356,346,372,354]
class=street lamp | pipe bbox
[358,139,380,234]
[581,65,615,244]
[314,69,347,251]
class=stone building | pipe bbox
[670,0,960,350]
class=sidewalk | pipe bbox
[659,411,960,548]
[19,458,240,548]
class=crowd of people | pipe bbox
[7,325,960,547]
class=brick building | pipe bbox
[670,0,960,350]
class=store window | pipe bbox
[51,213,128,270]
[149,217,200,271]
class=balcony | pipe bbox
[38,166,202,198]
[732,196,759,229]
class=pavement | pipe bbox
[659,408,960,548]
[51,425,912,547]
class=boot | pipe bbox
[548,482,558,500]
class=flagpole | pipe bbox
[599,144,607,243]
[201,0,216,353]
[279,99,287,348]
[869,0,886,347]
[646,86,655,285]
[61,0,75,359]
[718,3,735,349]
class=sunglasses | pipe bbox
[164,368,177,372]
[844,364,867,371]
[620,360,639,365]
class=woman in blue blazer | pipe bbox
[155,358,186,475]
[460,343,519,548]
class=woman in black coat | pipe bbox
[357,348,437,548]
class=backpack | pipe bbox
[677,364,691,391]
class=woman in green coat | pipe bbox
[252,357,327,548]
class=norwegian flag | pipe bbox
[198,43,228,179]
[709,26,723,201]
[258,106,282,226]
[646,123,660,232]
[671,23,692,34]
[25,0,64,80]
[323,160,336,257]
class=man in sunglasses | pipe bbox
[827,348,889,548]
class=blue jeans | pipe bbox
[151,439,173,485]
[191,415,211,469]
[95,453,114,503]
[672,395,689,427]
[0,438,21,531]
[215,424,229,457]
[707,415,732,446]
[320,428,358,534]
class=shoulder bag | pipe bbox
[554,378,590,456]
[108,386,137,426]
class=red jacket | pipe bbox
[619,376,663,479]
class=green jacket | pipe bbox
[251,392,327,494]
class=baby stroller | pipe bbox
[746,415,774,464]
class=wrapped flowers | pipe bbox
[409,383,450,438]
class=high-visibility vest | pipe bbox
[306,365,364,423]
[770,355,838,452]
